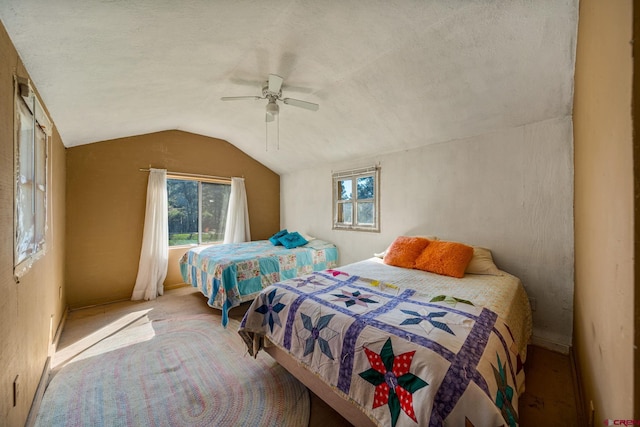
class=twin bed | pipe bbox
[238,255,532,426]
[179,238,338,325]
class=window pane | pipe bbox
[167,179,198,246]
[338,179,352,200]
[356,176,374,200]
[357,202,374,225]
[34,125,46,246]
[337,202,352,224]
[16,102,35,264]
[201,182,231,244]
[14,88,51,277]
[332,167,379,232]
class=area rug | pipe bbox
[35,315,310,427]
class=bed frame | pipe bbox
[265,344,376,427]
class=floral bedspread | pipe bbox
[239,269,523,426]
[180,239,338,325]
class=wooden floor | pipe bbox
[50,286,579,426]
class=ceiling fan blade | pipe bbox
[221,96,262,101]
[268,74,284,93]
[282,97,319,111]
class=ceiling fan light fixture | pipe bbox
[265,106,279,151]
[266,112,276,123]
[266,100,279,116]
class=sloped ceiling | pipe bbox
[0,0,577,174]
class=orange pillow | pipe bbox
[415,240,474,278]
[383,236,431,269]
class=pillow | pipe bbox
[269,229,288,245]
[415,240,474,278]
[374,235,438,258]
[465,246,503,275]
[278,232,309,249]
[382,236,431,269]
[300,233,316,242]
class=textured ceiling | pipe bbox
[0,0,578,174]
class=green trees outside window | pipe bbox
[167,178,231,246]
[333,167,379,232]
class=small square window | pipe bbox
[332,166,379,232]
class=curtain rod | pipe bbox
[139,168,239,181]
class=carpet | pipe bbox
[35,315,310,427]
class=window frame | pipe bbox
[332,166,380,232]
[167,175,231,247]
[14,76,51,280]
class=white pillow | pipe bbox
[465,246,503,276]
[300,233,316,242]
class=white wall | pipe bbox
[281,116,574,350]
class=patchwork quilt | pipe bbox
[180,239,338,325]
[239,270,524,427]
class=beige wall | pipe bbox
[573,0,635,419]
[0,22,67,426]
[65,130,279,308]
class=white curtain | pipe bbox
[223,177,251,243]
[131,168,169,301]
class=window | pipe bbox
[14,77,51,279]
[167,177,231,246]
[332,166,380,232]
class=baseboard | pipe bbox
[70,297,131,311]
[25,307,69,427]
[24,356,50,427]
[530,334,571,354]
[570,346,590,427]
[70,286,189,311]
[51,308,68,355]
[164,282,189,291]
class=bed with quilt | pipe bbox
[180,234,338,326]
[238,237,532,427]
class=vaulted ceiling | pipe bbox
[0,1,578,174]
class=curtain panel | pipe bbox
[131,168,169,300]
[223,177,251,244]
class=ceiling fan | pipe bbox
[221,74,319,123]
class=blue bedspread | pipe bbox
[180,239,338,325]
[239,269,523,426]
